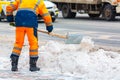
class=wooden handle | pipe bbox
[37,29,49,34]
[37,29,67,39]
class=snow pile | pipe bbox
[0,57,10,70]
[0,36,120,80]
[38,37,120,80]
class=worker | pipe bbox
[6,0,53,72]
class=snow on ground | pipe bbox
[0,35,120,80]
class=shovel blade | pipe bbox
[65,34,83,44]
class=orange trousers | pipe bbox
[12,27,38,57]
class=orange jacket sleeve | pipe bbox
[37,1,52,26]
[6,0,20,16]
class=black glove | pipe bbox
[46,25,53,32]
[9,22,15,26]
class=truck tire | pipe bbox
[103,4,115,21]
[70,12,76,18]
[62,4,76,18]
[88,14,100,18]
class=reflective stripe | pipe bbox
[20,0,22,3]
[34,0,40,11]
[41,13,50,17]
[18,0,22,8]
[13,47,22,51]
[19,0,40,14]
[30,56,38,58]
[11,53,20,56]
[12,52,20,55]
[6,12,13,15]
[10,4,16,10]
[46,22,52,26]
[30,49,38,52]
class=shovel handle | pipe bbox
[37,29,67,39]
[37,29,49,34]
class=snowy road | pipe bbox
[0,70,83,80]
[0,17,120,80]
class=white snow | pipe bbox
[0,36,120,80]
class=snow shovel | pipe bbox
[9,23,83,44]
[37,29,83,44]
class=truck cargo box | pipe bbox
[50,0,120,21]
[50,0,101,4]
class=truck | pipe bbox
[49,0,120,21]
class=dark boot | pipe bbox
[29,57,40,71]
[10,54,19,71]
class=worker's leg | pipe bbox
[26,27,40,71]
[10,27,25,71]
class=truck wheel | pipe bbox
[103,4,115,21]
[62,4,76,18]
[70,12,76,18]
[88,14,100,18]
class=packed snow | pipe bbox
[0,36,120,80]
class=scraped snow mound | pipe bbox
[38,37,120,80]
[0,36,120,80]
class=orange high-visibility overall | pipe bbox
[6,0,52,57]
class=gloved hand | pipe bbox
[6,15,14,22]
[46,25,53,32]
[9,22,15,26]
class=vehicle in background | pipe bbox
[0,0,14,21]
[0,0,59,22]
[38,0,59,22]
[50,0,120,21]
